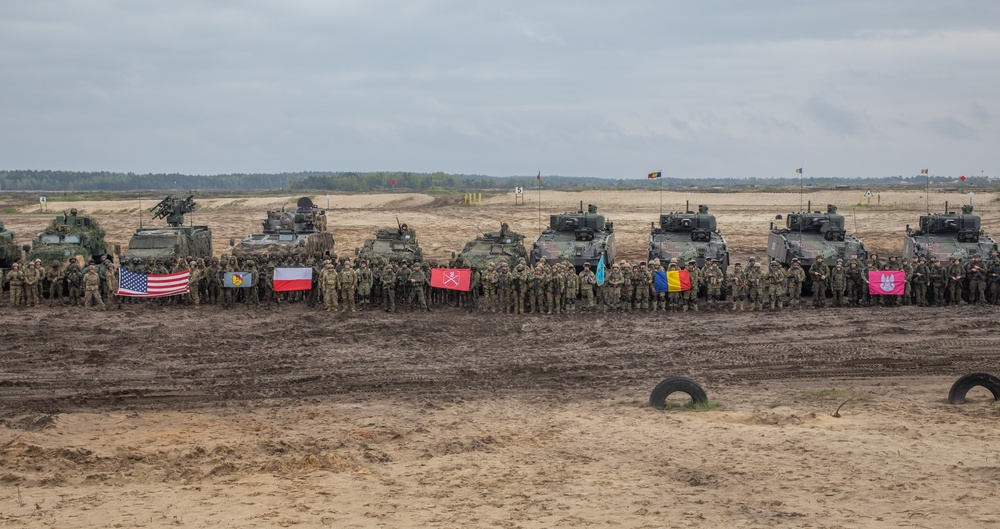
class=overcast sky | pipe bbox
[2,1,997,179]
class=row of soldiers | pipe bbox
[4,250,1000,311]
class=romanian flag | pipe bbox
[920,169,929,175]
[795,168,803,174]
[273,267,313,292]
[648,172,662,179]
[653,269,691,293]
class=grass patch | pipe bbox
[657,400,722,412]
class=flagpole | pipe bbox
[659,173,663,217]
[925,169,930,214]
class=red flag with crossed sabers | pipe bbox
[430,268,472,291]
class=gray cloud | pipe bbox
[0,1,998,178]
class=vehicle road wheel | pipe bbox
[948,372,1000,404]
[649,376,708,409]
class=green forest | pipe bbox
[0,169,985,192]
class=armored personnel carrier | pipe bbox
[232,197,335,259]
[358,221,423,264]
[118,195,213,263]
[26,209,109,265]
[648,203,730,270]
[767,203,868,291]
[0,220,20,269]
[530,203,615,271]
[457,222,527,269]
[903,203,998,263]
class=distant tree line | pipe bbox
[0,169,988,192]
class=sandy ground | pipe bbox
[1,190,999,528]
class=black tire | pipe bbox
[649,376,708,409]
[948,372,1000,405]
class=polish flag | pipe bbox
[869,270,905,295]
[430,268,471,291]
[274,267,313,291]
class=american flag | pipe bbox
[118,269,190,297]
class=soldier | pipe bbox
[7,263,24,306]
[726,262,745,311]
[988,256,1000,304]
[187,261,202,307]
[968,259,988,305]
[846,260,865,306]
[66,261,83,306]
[811,255,830,308]
[22,262,41,307]
[929,257,946,306]
[946,257,964,305]
[105,263,121,311]
[681,260,700,311]
[321,263,340,312]
[513,260,529,314]
[551,262,565,314]
[339,260,358,313]
[702,259,722,310]
[830,259,847,307]
[564,262,580,312]
[482,262,498,312]
[468,265,481,311]
[635,261,652,311]
[911,257,929,307]
[903,256,917,306]
[651,260,666,311]
[766,260,786,309]
[82,265,104,308]
[607,263,624,311]
[528,266,546,314]
[408,262,428,311]
[578,262,597,311]
[380,263,396,313]
[786,258,806,308]
[244,260,259,305]
[47,261,65,306]
[357,260,373,307]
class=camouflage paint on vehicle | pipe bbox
[232,197,336,260]
[767,203,868,292]
[903,204,998,263]
[121,196,213,263]
[26,209,109,266]
[530,203,615,272]
[457,222,527,269]
[0,219,20,269]
[358,222,423,264]
[648,204,730,271]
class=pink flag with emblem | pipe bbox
[868,270,905,295]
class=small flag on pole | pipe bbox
[536,171,541,181]
[795,168,803,174]
[648,172,662,179]
[920,169,928,175]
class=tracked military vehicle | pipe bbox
[903,203,998,263]
[648,203,730,271]
[767,203,868,291]
[118,195,213,263]
[358,221,423,264]
[232,197,335,259]
[26,209,109,265]
[0,220,20,269]
[457,222,527,269]
[530,203,615,271]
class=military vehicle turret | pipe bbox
[530,203,615,271]
[231,197,335,260]
[648,203,730,271]
[767,203,868,291]
[457,222,527,269]
[26,209,109,265]
[904,203,998,263]
[358,220,423,264]
[118,195,213,263]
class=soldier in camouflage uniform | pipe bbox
[380,263,396,313]
[7,263,24,306]
[811,255,831,308]
[607,263,624,311]
[726,262,744,311]
[703,259,723,310]
[24,262,41,307]
[357,260,373,308]
[528,266,546,313]
[929,257,946,306]
[339,260,358,312]
[786,258,806,308]
[988,256,1000,304]
[83,265,104,309]
[321,263,340,312]
[578,262,596,311]
[513,260,529,314]
[830,259,847,307]
[744,257,762,311]
[651,260,666,311]
[408,262,429,311]
[946,257,964,305]
[968,259,987,305]
[482,262,498,312]
[47,262,65,306]
[564,263,579,312]
[681,260,700,311]
[636,262,652,311]
[766,260,786,310]
[105,263,121,311]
